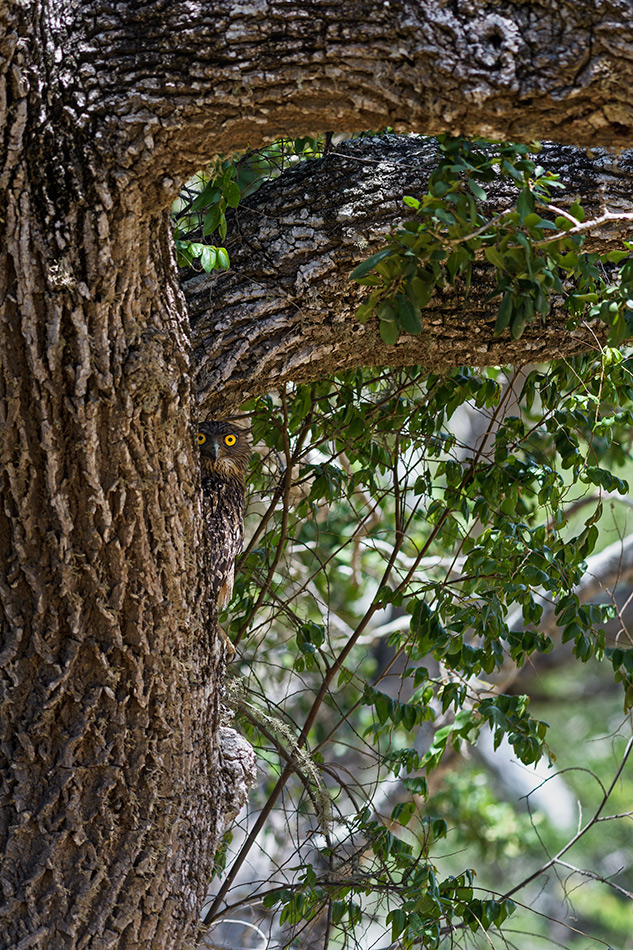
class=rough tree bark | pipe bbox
[0,10,225,948]
[3,1,633,948]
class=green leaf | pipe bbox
[408,275,434,308]
[517,189,535,219]
[356,297,378,323]
[391,800,416,826]
[377,300,397,322]
[350,248,394,280]
[397,295,423,334]
[388,908,407,941]
[224,181,241,208]
[494,293,513,336]
[190,185,221,212]
[510,312,527,339]
[200,246,218,272]
[524,212,542,229]
[484,246,506,270]
[435,208,456,226]
[607,249,630,263]
[380,319,399,345]
[331,901,347,925]
[570,200,585,222]
[468,179,487,201]
[203,205,222,235]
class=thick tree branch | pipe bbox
[186,136,633,412]
[82,0,633,181]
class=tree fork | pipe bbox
[3,0,633,947]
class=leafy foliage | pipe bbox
[203,351,633,948]
[187,134,633,949]
[172,136,325,270]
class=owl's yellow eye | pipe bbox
[197,433,206,445]
[224,434,237,446]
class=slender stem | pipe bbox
[552,859,633,900]
[308,373,522,755]
[533,210,633,248]
[202,762,294,923]
[206,466,411,920]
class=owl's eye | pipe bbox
[197,433,206,445]
[224,434,237,447]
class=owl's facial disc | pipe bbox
[198,432,220,460]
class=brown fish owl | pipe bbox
[197,420,251,609]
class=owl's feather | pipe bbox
[202,473,245,607]
[198,420,250,609]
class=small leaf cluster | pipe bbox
[263,810,515,950]
[218,348,633,948]
[173,136,325,271]
[606,647,633,711]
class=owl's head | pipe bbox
[197,420,251,481]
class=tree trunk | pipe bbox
[3,0,633,947]
[0,10,224,948]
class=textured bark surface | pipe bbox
[3,0,633,948]
[79,0,633,176]
[0,7,222,949]
[189,136,632,411]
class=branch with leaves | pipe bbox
[351,136,633,345]
[180,136,633,411]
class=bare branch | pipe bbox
[502,735,633,900]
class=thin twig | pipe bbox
[502,734,633,900]
[553,858,633,900]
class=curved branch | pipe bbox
[185,136,633,411]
